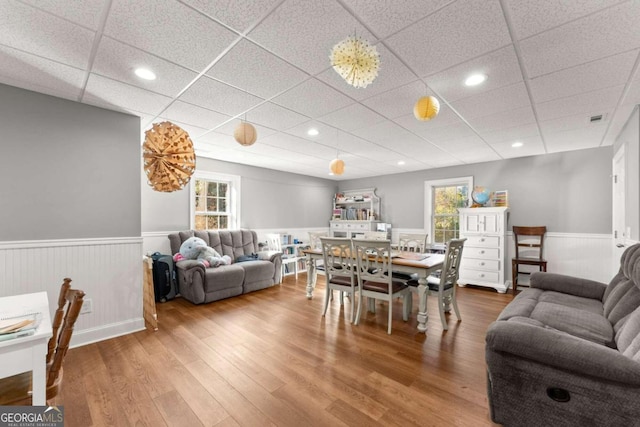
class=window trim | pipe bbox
[424,176,473,243]
[190,171,241,230]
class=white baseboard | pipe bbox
[71,318,146,348]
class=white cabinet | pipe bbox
[458,207,509,293]
[330,188,381,238]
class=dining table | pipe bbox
[0,291,52,405]
[302,249,445,333]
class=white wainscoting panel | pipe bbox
[506,232,614,286]
[0,237,144,347]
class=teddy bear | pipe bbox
[177,236,231,268]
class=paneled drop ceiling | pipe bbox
[1,0,639,179]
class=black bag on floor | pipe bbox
[150,252,178,302]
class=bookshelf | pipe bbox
[330,188,381,238]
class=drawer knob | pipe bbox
[480,250,485,254]
[480,238,485,242]
[480,274,485,278]
[480,262,485,266]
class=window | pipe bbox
[191,171,240,230]
[424,176,472,244]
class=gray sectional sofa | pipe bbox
[486,243,640,426]
[168,230,282,304]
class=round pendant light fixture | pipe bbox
[330,158,345,175]
[234,121,257,146]
[413,96,440,121]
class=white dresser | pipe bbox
[458,207,509,293]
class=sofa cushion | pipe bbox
[497,288,543,321]
[531,301,614,347]
[604,278,640,330]
[203,264,245,293]
[538,291,604,314]
[616,306,640,361]
[239,260,275,285]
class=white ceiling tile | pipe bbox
[602,103,637,146]
[426,45,523,102]
[454,145,502,164]
[245,102,310,131]
[0,1,94,68]
[623,76,640,107]
[529,50,637,103]
[519,1,640,77]
[151,120,209,140]
[544,125,608,153]
[258,133,336,158]
[271,78,354,118]
[194,131,234,147]
[0,45,85,101]
[161,100,232,130]
[92,37,199,98]
[181,0,283,33]
[536,85,626,122]
[385,0,511,76]
[104,0,238,71]
[285,120,342,144]
[342,0,452,39]
[361,80,425,119]
[450,82,531,119]
[415,120,477,142]
[318,103,386,132]
[540,112,612,135]
[491,136,546,159]
[503,0,623,40]
[248,0,375,75]
[316,44,418,101]
[467,105,535,133]
[82,74,172,116]
[479,123,540,145]
[179,76,264,117]
[206,39,308,99]
[20,0,107,30]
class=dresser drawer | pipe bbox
[460,270,500,283]
[461,258,499,271]
[464,247,499,259]
[464,235,500,247]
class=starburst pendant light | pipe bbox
[143,121,196,192]
[414,95,440,121]
[330,35,380,88]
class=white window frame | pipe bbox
[190,171,241,230]
[424,176,473,243]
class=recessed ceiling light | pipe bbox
[134,68,156,80]
[512,141,523,148]
[464,73,487,86]
[307,128,319,136]
[397,160,405,165]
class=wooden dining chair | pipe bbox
[320,237,358,323]
[352,239,411,334]
[398,233,428,252]
[0,278,85,405]
[512,226,547,295]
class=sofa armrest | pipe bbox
[175,260,206,281]
[257,250,282,263]
[486,320,640,385]
[530,272,607,300]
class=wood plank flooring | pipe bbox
[56,274,513,426]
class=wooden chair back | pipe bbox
[308,231,329,250]
[438,238,466,289]
[362,231,388,240]
[47,278,71,363]
[265,233,283,252]
[352,239,393,289]
[319,237,355,282]
[513,226,547,260]
[398,233,428,252]
[47,284,85,395]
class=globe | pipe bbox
[472,187,491,206]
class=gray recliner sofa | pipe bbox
[485,243,640,426]
[168,230,282,304]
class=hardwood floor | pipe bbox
[57,274,513,426]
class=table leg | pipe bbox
[31,343,47,405]
[416,276,429,333]
[306,257,316,299]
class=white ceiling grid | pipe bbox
[0,0,639,180]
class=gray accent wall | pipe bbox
[0,84,141,241]
[340,147,613,233]
[142,156,337,232]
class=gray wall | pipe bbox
[340,147,613,234]
[0,84,141,241]
[615,106,640,240]
[142,156,336,232]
